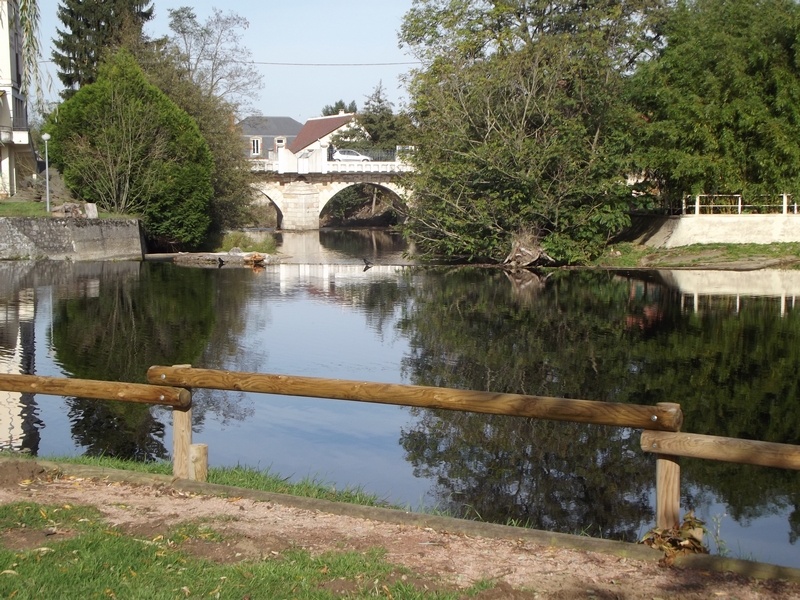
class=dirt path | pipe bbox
[0,460,798,599]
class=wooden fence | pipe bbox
[2,367,799,534]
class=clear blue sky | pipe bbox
[37,0,417,123]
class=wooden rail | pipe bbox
[146,366,684,431]
[0,372,201,481]
[642,431,800,470]
[641,430,800,530]
[7,365,799,538]
[0,374,190,407]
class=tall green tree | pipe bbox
[51,0,153,98]
[632,0,800,206]
[46,50,214,250]
[399,0,662,263]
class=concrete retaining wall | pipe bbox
[626,214,800,248]
[0,217,144,261]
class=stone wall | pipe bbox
[0,218,144,261]
[626,214,800,248]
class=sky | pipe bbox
[36,0,418,124]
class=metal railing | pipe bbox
[682,194,799,215]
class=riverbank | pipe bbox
[594,241,800,270]
[1,458,798,599]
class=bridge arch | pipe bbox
[252,184,286,229]
[252,173,409,230]
[317,181,406,215]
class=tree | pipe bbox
[46,50,214,250]
[322,99,357,116]
[359,82,401,147]
[165,7,263,113]
[631,0,800,206]
[398,0,661,263]
[132,7,263,234]
[332,82,411,150]
[51,0,153,98]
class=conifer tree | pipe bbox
[52,0,153,98]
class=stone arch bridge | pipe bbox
[251,162,411,230]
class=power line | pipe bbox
[245,60,419,67]
[39,58,418,67]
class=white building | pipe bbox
[0,0,33,197]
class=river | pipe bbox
[0,229,798,568]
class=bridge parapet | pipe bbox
[250,159,280,172]
[326,161,413,174]
[250,159,413,175]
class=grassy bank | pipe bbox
[596,241,800,268]
[3,199,796,267]
[0,499,483,599]
[0,454,497,598]
[0,200,124,219]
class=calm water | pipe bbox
[0,230,798,568]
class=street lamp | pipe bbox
[41,133,51,213]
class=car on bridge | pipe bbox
[332,149,372,162]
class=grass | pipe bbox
[0,200,126,219]
[0,202,50,217]
[595,241,800,268]
[0,500,479,599]
[215,230,276,254]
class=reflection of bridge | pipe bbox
[250,158,413,230]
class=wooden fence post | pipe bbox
[189,443,208,482]
[654,402,681,530]
[173,406,192,479]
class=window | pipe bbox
[250,137,261,156]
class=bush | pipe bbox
[46,50,214,250]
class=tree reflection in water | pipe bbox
[397,268,800,542]
[53,263,216,460]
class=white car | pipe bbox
[332,149,372,162]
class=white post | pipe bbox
[695,195,700,215]
[737,195,742,214]
[783,193,789,215]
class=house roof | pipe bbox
[238,116,304,137]
[288,113,355,153]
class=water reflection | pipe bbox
[265,228,413,265]
[397,267,800,553]
[0,285,39,453]
[0,233,798,566]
